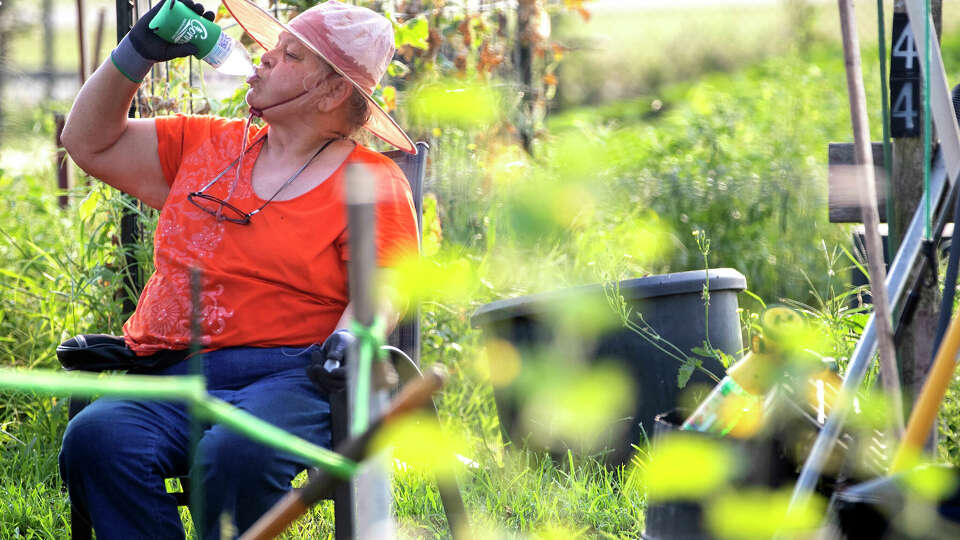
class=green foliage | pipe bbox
[408,79,502,130]
[0,160,151,369]
[0,130,158,535]
[10,2,960,537]
[642,432,737,502]
[392,15,430,52]
[0,394,70,539]
[939,375,960,467]
[550,48,857,303]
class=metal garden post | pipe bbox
[116,0,142,316]
[345,163,395,539]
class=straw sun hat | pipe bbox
[222,0,415,154]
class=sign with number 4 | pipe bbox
[891,12,921,137]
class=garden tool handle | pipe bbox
[890,311,960,473]
[239,366,446,540]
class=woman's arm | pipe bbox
[61,60,169,209]
[61,0,212,210]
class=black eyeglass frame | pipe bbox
[186,136,335,226]
[187,191,256,225]
[186,136,267,226]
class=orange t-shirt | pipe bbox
[122,114,418,354]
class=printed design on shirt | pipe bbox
[199,283,232,336]
[144,275,186,337]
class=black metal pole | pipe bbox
[116,0,142,316]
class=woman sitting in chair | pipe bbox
[58,1,417,538]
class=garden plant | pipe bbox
[5,0,960,538]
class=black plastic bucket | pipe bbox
[643,409,714,540]
[471,268,746,467]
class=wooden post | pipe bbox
[43,0,55,100]
[838,0,904,436]
[55,114,69,208]
[76,0,87,86]
[91,7,107,78]
[893,0,941,434]
[516,0,534,154]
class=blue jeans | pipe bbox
[59,346,332,540]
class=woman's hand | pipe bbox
[305,330,356,393]
[128,0,215,62]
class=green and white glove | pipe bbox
[111,0,214,82]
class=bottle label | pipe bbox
[172,18,209,45]
[203,33,234,68]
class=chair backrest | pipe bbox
[383,142,429,365]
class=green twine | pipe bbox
[349,317,387,437]
[0,369,207,401]
[194,394,357,479]
[0,368,358,479]
[877,0,896,253]
[924,0,932,241]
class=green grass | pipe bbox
[8,2,960,537]
[554,3,798,107]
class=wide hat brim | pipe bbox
[222,0,416,154]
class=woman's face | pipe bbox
[245,32,336,113]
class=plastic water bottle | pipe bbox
[681,330,780,435]
[680,375,758,435]
[680,306,810,436]
[148,0,254,77]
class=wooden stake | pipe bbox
[891,1,940,436]
[91,7,106,79]
[837,0,905,437]
[55,113,68,209]
[76,0,86,85]
[42,0,55,100]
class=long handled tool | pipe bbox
[889,311,960,473]
[239,366,448,540]
[835,0,904,438]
